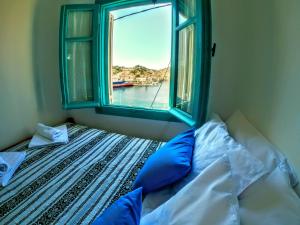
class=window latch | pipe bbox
[212,43,216,57]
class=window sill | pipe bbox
[95,105,180,122]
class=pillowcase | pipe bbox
[0,152,26,187]
[193,120,231,174]
[226,110,299,188]
[239,167,300,225]
[170,120,228,190]
[92,187,143,225]
[140,156,239,225]
[133,129,195,194]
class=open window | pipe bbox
[59,0,211,127]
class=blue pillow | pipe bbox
[92,187,143,225]
[133,129,195,194]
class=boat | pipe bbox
[113,81,134,88]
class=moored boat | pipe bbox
[113,81,134,88]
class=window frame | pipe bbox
[60,4,101,109]
[96,0,178,122]
[60,0,211,126]
[169,0,212,127]
[169,3,198,126]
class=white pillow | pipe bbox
[172,120,229,190]
[140,156,239,225]
[194,120,228,148]
[174,120,267,195]
[239,167,300,225]
[142,120,232,215]
[0,152,26,186]
[226,110,299,188]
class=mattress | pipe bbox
[0,124,163,225]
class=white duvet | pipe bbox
[141,111,300,225]
[141,156,239,225]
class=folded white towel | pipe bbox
[0,152,26,186]
[0,156,9,176]
[36,123,63,141]
[29,125,69,148]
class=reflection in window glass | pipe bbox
[67,11,93,37]
[67,42,93,102]
[178,0,195,24]
[176,24,194,114]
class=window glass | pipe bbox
[178,0,196,25]
[108,4,172,110]
[176,24,195,114]
[67,11,93,37]
[66,42,93,102]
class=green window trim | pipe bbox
[170,0,212,127]
[60,4,101,109]
[98,0,172,107]
[59,0,211,127]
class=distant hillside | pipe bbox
[112,65,170,86]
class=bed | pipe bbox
[140,111,300,225]
[0,123,163,225]
[1,111,300,225]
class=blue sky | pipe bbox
[111,4,172,70]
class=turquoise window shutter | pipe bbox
[59,4,101,109]
[169,0,211,127]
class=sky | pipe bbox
[111,4,172,70]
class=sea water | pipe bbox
[112,82,169,109]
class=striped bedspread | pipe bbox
[0,124,163,225]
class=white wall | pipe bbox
[210,0,300,174]
[68,109,188,141]
[236,0,300,174]
[31,0,68,123]
[0,0,67,149]
[209,0,246,119]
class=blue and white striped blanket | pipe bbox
[0,124,162,225]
